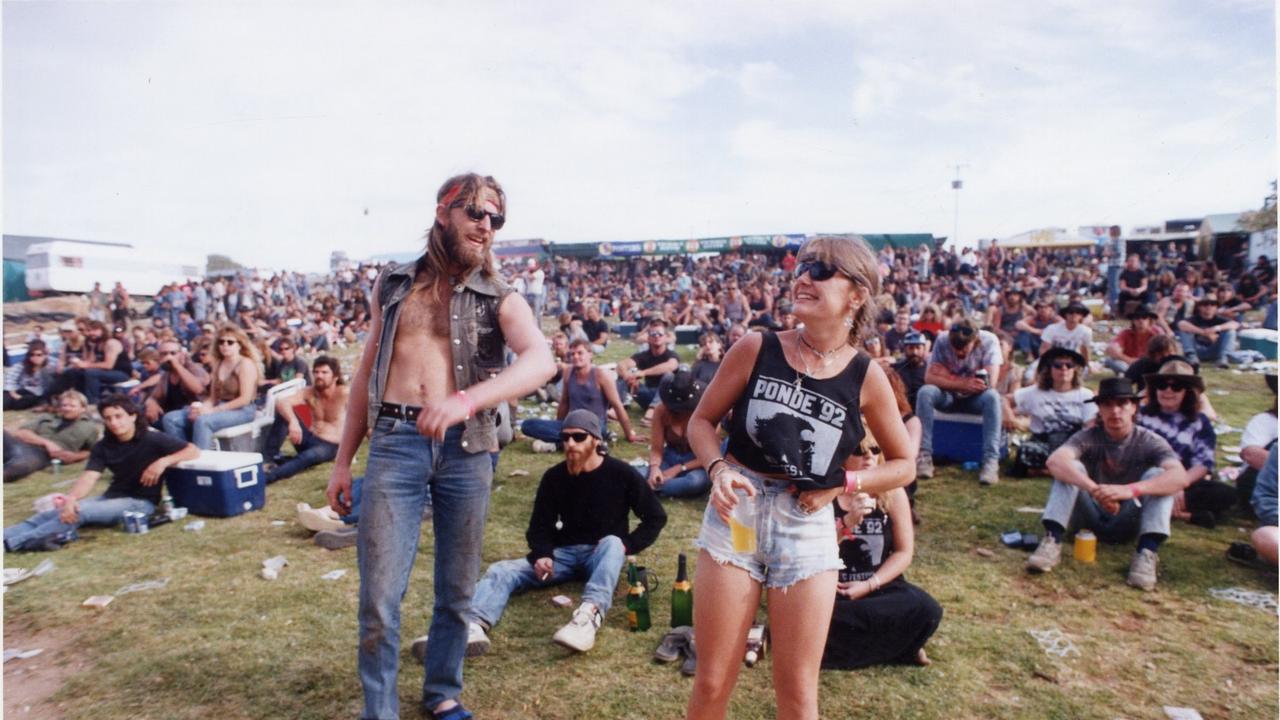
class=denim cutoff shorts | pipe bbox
[695,464,843,589]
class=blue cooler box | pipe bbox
[165,451,265,517]
[1239,329,1277,360]
[932,411,1009,464]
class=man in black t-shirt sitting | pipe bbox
[1176,298,1239,365]
[1116,253,1149,317]
[581,303,611,355]
[452,410,666,655]
[4,394,199,552]
[617,318,679,411]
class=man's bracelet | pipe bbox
[707,458,729,478]
[454,390,475,420]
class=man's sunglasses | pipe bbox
[647,330,666,338]
[559,432,592,444]
[461,204,505,230]
[1152,380,1189,392]
[793,260,843,282]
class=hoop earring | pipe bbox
[844,314,855,329]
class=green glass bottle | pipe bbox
[627,560,651,632]
[670,553,693,628]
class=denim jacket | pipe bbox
[369,259,513,453]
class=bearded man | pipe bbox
[327,173,555,720]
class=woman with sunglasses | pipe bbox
[685,236,913,720]
[1136,359,1233,527]
[5,339,57,410]
[162,325,261,449]
[1008,347,1096,477]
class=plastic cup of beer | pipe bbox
[729,490,758,553]
[1073,529,1097,563]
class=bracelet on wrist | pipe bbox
[844,470,863,495]
[1130,484,1143,499]
[707,457,728,478]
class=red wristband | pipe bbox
[454,390,475,420]
[844,471,862,495]
[1130,484,1142,499]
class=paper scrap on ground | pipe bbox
[271,520,286,526]
[321,569,347,581]
[116,578,170,596]
[1016,506,1045,514]
[184,520,206,532]
[1164,707,1204,720]
[82,595,114,610]
[3,559,55,587]
[261,555,288,581]
[508,469,529,477]
[1027,628,1079,658]
[1209,587,1278,613]
[3,648,44,663]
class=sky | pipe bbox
[4,1,1276,273]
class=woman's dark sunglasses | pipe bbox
[1153,380,1189,392]
[1051,362,1077,370]
[462,204,505,230]
[793,260,842,282]
[559,432,591,444]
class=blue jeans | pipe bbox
[4,434,50,483]
[262,417,339,483]
[469,536,626,629]
[634,383,659,410]
[357,420,492,719]
[1177,329,1237,363]
[4,495,154,551]
[520,418,564,445]
[161,405,257,450]
[1041,465,1172,543]
[635,446,710,498]
[916,385,1003,463]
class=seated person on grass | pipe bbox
[1233,374,1277,513]
[914,319,1003,486]
[1176,297,1239,366]
[137,339,210,428]
[4,390,100,483]
[263,336,312,388]
[263,355,348,484]
[1248,445,1277,567]
[522,339,639,452]
[454,409,667,657]
[616,317,680,412]
[1025,378,1187,591]
[4,394,198,552]
[5,339,57,411]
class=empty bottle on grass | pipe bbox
[670,552,693,628]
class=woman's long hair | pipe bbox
[21,339,48,376]
[795,235,881,346]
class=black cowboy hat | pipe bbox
[1086,377,1143,403]
[1061,302,1090,317]
[1039,346,1085,369]
[658,366,705,415]
[1126,304,1158,320]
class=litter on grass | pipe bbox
[271,520,286,526]
[1164,707,1204,720]
[261,555,288,581]
[321,569,347,581]
[116,578,170,596]
[1016,506,1045,514]
[508,469,529,477]
[183,520,206,532]
[1027,628,1080,658]
[82,595,114,610]
[3,648,44,663]
[1209,587,1278,613]
[3,559,55,587]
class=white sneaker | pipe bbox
[531,440,559,454]
[552,603,601,653]
[466,621,491,657]
[295,502,346,533]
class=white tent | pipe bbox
[997,228,1097,249]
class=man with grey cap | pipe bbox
[891,331,929,408]
[461,408,667,655]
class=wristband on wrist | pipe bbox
[1130,484,1143,499]
[454,390,475,420]
[844,470,863,495]
[707,457,728,478]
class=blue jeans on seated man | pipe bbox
[4,495,154,551]
[1177,329,1237,364]
[633,383,659,410]
[915,385,1003,462]
[1040,464,1172,543]
[635,446,711,498]
[161,405,257,450]
[469,536,626,630]
[4,433,52,483]
[261,415,339,484]
[357,420,491,719]
[520,418,564,447]
[63,367,131,403]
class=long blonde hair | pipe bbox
[211,324,261,399]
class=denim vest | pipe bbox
[368,259,513,453]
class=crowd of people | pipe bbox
[3,173,1277,720]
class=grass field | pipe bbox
[3,331,1277,720]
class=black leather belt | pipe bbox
[377,403,423,422]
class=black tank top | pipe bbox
[726,332,869,491]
